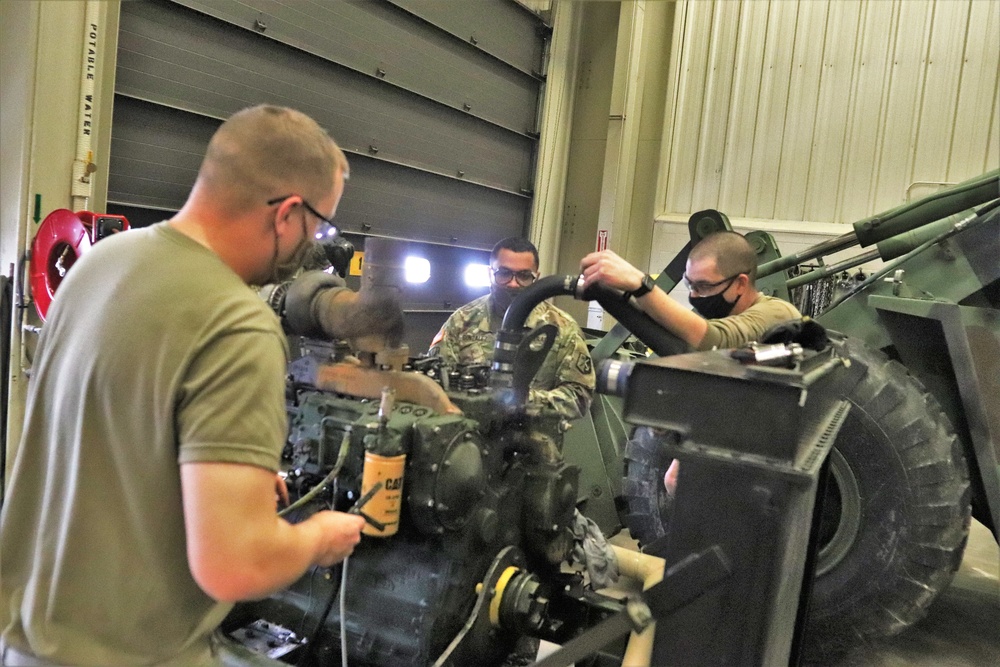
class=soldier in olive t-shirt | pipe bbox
[0,105,366,666]
[0,224,288,665]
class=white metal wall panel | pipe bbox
[717,0,770,216]
[801,0,862,223]
[746,1,798,220]
[950,0,999,180]
[871,1,934,208]
[690,0,741,209]
[909,2,969,187]
[658,0,999,227]
[836,0,897,224]
[662,1,715,216]
[773,0,829,222]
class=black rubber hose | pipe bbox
[582,284,688,357]
[500,275,580,331]
[497,275,687,357]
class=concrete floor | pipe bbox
[824,519,999,667]
[605,519,998,666]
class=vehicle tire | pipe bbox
[620,336,971,658]
[804,336,971,658]
[621,426,674,545]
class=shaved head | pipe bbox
[689,231,758,283]
[197,105,349,212]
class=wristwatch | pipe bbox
[627,273,655,299]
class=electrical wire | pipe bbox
[340,555,350,667]
[297,560,342,667]
[279,429,351,517]
[297,565,320,637]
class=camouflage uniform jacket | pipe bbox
[428,294,595,419]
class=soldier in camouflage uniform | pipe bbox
[429,238,595,420]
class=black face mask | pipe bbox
[689,290,739,319]
[490,284,523,318]
[268,215,315,284]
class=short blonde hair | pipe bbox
[198,105,348,212]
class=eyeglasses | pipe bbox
[267,195,338,240]
[492,267,539,287]
[682,272,742,295]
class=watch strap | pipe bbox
[627,274,655,299]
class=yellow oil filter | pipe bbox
[360,451,406,537]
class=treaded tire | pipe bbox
[622,427,674,545]
[621,335,971,659]
[804,336,971,658]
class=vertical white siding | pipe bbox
[690,0,741,208]
[745,0,797,220]
[837,0,897,223]
[657,0,999,226]
[717,0,770,215]
[802,0,862,223]
[773,0,828,221]
[951,0,1000,180]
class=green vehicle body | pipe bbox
[567,169,1000,651]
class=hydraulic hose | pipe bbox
[581,284,688,357]
[825,205,998,312]
[758,170,999,280]
[500,274,580,331]
[852,168,998,247]
[493,275,687,396]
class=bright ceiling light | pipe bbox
[464,263,491,288]
[405,256,431,284]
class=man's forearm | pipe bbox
[181,462,361,602]
[636,288,707,348]
[219,512,336,600]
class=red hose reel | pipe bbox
[29,209,130,321]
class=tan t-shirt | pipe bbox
[0,223,288,665]
[697,293,802,351]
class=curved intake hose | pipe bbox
[491,275,687,408]
[491,275,580,401]
[579,284,688,357]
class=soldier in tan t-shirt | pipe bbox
[580,230,802,493]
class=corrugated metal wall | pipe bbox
[658,0,1000,226]
[107,0,549,351]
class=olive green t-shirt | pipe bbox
[0,223,288,665]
